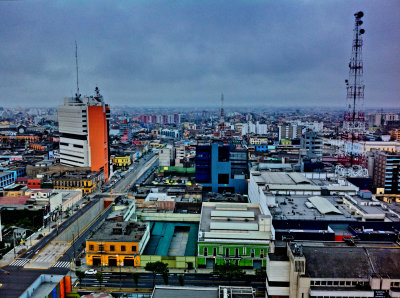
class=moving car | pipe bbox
[85,269,97,275]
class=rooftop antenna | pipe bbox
[220,92,224,122]
[75,41,80,99]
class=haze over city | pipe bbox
[0,0,399,108]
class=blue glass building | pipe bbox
[195,143,248,194]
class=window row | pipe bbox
[88,244,137,253]
[203,247,264,258]
[310,280,369,287]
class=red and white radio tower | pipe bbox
[341,11,366,167]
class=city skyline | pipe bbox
[1,0,399,108]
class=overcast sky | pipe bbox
[1,0,399,108]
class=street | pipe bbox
[78,272,266,294]
[0,153,159,297]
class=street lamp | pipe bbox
[213,256,216,271]
[120,260,123,290]
[13,229,16,257]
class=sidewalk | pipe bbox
[0,200,85,267]
[72,256,256,275]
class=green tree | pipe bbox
[255,268,267,280]
[132,272,139,288]
[95,271,104,288]
[75,270,85,287]
[178,274,184,286]
[144,261,169,288]
[212,261,245,285]
[162,272,169,285]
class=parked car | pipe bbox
[85,269,97,275]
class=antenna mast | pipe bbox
[75,41,80,98]
[220,93,224,122]
[338,11,367,177]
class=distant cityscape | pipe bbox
[1,2,400,298]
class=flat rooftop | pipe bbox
[251,171,357,192]
[271,196,354,221]
[88,221,148,242]
[199,202,271,242]
[292,243,400,279]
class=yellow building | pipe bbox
[86,221,150,267]
[280,139,292,145]
[111,156,131,168]
[391,129,400,141]
[53,171,101,194]
[249,137,269,145]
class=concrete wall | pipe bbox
[137,212,200,222]
[20,274,64,298]
[55,199,104,242]
[140,255,197,269]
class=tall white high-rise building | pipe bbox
[58,87,110,180]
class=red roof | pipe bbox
[0,196,31,205]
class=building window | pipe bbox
[110,245,115,252]
[251,249,255,258]
[218,146,230,162]
[213,247,217,257]
[121,245,126,252]
[132,246,137,252]
[225,248,229,257]
[89,245,94,251]
[218,174,229,184]
[204,247,208,256]
[98,244,104,252]
[235,248,239,258]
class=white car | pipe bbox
[85,269,97,275]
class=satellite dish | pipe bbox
[357,11,364,18]
[359,29,365,34]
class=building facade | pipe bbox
[86,221,150,267]
[278,124,303,141]
[197,202,272,269]
[53,171,102,194]
[373,151,400,194]
[195,143,248,194]
[111,156,131,168]
[266,241,400,298]
[58,87,110,181]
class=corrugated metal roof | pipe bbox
[308,196,342,215]
[210,222,259,231]
[288,173,312,184]
[211,211,254,218]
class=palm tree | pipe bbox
[132,272,139,288]
[145,261,169,288]
[95,271,104,289]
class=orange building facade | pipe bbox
[88,105,110,181]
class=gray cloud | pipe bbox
[0,0,399,108]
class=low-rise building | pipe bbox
[86,221,150,267]
[197,202,272,269]
[249,170,358,214]
[266,241,400,298]
[53,171,102,194]
[0,172,15,189]
[111,155,131,168]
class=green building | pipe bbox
[197,202,272,269]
